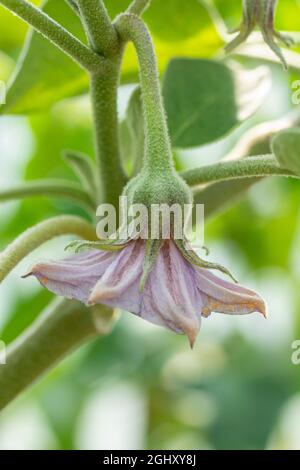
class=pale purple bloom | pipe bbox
[25,240,266,346]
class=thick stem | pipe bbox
[77,0,119,55]
[127,0,152,15]
[90,58,127,207]
[0,216,96,283]
[0,180,96,213]
[0,299,115,411]
[181,155,297,187]
[116,14,173,174]
[0,0,103,71]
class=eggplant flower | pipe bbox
[24,239,266,347]
[226,0,293,69]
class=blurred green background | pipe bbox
[1,0,300,450]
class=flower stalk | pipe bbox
[116,13,174,174]
[77,0,119,55]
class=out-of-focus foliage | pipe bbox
[1,0,223,114]
[162,58,270,148]
[272,127,300,174]
[1,0,300,451]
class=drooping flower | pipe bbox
[226,0,293,69]
[24,239,266,347]
[23,12,267,347]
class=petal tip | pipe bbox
[181,320,200,350]
[21,271,33,279]
[260,302,268,319]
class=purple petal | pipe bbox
[25,239,267,345]
[25,250,114,304]
[140,241,202,346]
[195,267,266,317]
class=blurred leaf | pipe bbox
[1,0,223,114]
[163,59,271,148]
[194,178,260,219]
[104,0,131,18]
[0,0,42,53]
[120,86,144,174]
[143,0,214,42]
[105,0,217,43]
[1,290,52,344]
[0,50,14,82]
[1,0,87,115]
[272,128,300,175]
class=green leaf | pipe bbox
[272,128,300,175]
[120,86,144,175]
[143,0,214,42]
[162,59,271,148]
[1,0,88,114]
[1,0,223,114]
[0,50,14,82]
[194,178,261,219]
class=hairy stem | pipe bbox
[127,0,152,15]
[181,155,297,187]
[90,59,127,207]
[116,14,173,174]
[0,216,96,283]
[0,299,116,411]
[0,180,96,213]
[77,0,119,55]
[0,0,103,70]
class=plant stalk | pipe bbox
[116,14,173,174]
[90,58,127,207]
[0,299,115,411]
[0,180,96,213]
[0,216,96,283]
[77,0,119,55]
[181,155,297,187]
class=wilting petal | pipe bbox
[195,267,266,318]
[26,238,267,346]
[140,241,202,346]
[24,250,114,303]
[88,240,145,313]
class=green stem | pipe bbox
[65,0,79,16]
[127,0,152,15]
[90,59,127,207]
[0,180,96,213]
[0,215,96,283]
[0,0,103,70]
[77,0,119,55]
[181,155,297,187]
[0,298,116,411]
[116,14,173,174]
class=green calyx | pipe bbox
[127,168,192,210]
[140,239,163,291]
[121,167,193,239]
[174,239,238,284]
[226,0,293,69]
